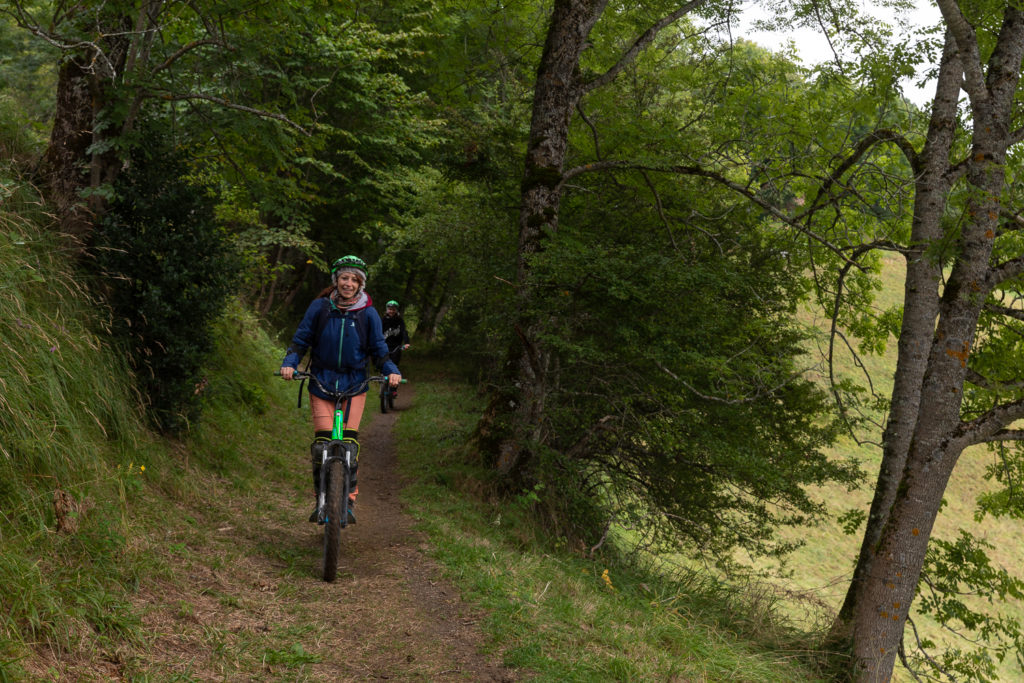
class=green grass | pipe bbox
[394,358,831,681]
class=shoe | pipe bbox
[309,506,319,523]
[346,498,356,524]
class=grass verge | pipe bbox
[393,357,831,682]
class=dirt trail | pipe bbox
[129,385,516,681]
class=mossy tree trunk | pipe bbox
[475,0,708,486]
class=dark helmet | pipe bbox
[386,300,399,308]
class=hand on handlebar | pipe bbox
[280,366,295,380]
[387,373,401,388]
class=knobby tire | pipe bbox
[322,459,345,582]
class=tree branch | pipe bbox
[935,0,988,104]
[986,256,1024,290]
[581,0,708,94]
[639,170,679,250]
[956,397,1024,448]
[158,92,311,135]
[808,130,919,211]
[975,429,1024,443]
[965,367,1024,392]
[559,160,862,268]
[153,38,229,73]
[983,303,1024,324]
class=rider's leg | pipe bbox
[342,394,367,506]
[309,395,336,522]
[308,430,331,522]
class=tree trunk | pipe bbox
[401,268,417,309]
[43,15,133,247]
[416,267,441,342]
[829,29,960,642]
[418,272,451,340]
[45,56,96,243]
[474,0,607,482]
[841,8,1024,678]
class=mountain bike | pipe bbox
[379,345,409,414]
[277,370,388,582]
[379,378,395,414]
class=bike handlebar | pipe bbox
[274,370,406,400]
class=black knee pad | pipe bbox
[310,435,330,464]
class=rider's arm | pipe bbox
[365,308,401,379]
[280,299,323,376]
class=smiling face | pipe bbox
[335,272,362,300]
[386,306,397,316]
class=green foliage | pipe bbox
[522,197,859,560]
[90,128,238,432]
[0,9,55,142]
[916,531,1024,681]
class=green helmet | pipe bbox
[386,300,399,308]
[331,255,366,274]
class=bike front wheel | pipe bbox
[322,459,345,581]
[379,381,389,414]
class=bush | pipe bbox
[90,130,238,432]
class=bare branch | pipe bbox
[576,101,602,161]
[975,429,1024,443]
[965,367,1024,392]
[153,38,229,73]
[983,302,1024,324]
[806,130,920,212]
[987,255,1024,290]
[639,170,679,250]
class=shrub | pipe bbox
[90,129,238,432]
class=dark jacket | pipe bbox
[282,292,399,400]
[381,313,410,353]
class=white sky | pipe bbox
[733,1,943,107]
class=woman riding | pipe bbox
[279,255,401,522]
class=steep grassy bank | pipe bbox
[0,203,309,678]
[0,197,148,676]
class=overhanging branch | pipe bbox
[559,160,862,268]
[956,397,1024,448]
[976,429,1024,443]
[581,0,709,94]
[158,92,311,135]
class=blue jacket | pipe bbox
[282,293,400,400]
